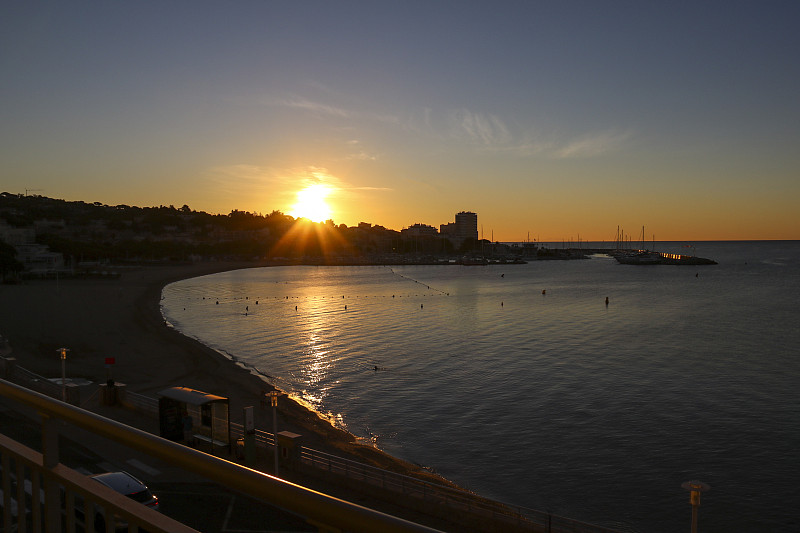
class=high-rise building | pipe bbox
[440,211,478,248]
[454,211,478,242]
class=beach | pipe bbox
[0,262,443,477]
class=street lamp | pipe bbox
[266,390,281,476]
[682,480,710,533]
[57,347,70,401]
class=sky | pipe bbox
[2,1,799,242]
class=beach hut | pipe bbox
[158,387,231,453]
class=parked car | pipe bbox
[78,471,159,532]
[90,472,159,510]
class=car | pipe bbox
[79,471,159,532]
[90,471,159,510]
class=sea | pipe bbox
[160,241,800,533]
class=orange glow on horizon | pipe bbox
[290,184,334,223]
[270,218,354,259]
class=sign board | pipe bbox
[244,406,254,433]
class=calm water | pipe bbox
[161,242,800,532]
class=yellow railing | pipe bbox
[0,378,443,533]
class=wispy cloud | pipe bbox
[284,96,349,117]
[286,166,345,188]
[476,126,632,159]
[207,164,275,188]
[552,129,632,159]
[207,164,342,191]
[262,91,630,161]
[206,164,294,203]
[441,108,629,158]
[343,139,379,161]
[265,92,407,132]
[200,164,296,211]
[265,94,349,118]
[448,109,511,146]
[352,186,393,191]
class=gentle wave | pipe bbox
[162,243,800,532]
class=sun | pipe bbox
[290,184,333,222]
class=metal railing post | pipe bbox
[41,414,61,533]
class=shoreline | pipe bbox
[0,261,451,481]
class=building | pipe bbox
[454,211,478,241]
[400,223,439,237]
[0,219,65,273]
[0,220,35,245]
[440,211,478,248]
[14,243,65,273]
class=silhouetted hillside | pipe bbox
[0,193,492,264]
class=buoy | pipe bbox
[605,297,609,306]
[216,301,219,305]
[501,301,504,306]
[420,304,423,308]
[542,290,546,295]
[345,305,347,310]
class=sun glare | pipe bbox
[290,184,333,223]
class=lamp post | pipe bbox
[682,480,710,533]
[57,347,70,401]
[267,390,280,476]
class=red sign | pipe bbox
[105,357,115,365]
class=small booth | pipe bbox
[158,387,231,453]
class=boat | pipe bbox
[460,256,488,266]
[612,249,717,265]
[614,250,663,265]
[611,226,717,265]
[657,252,717,265]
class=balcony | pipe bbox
[1,365,619,533]
[1,377,447,533]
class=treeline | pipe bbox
[0,193,470,263]
[0,193,294,232]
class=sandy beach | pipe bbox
[0,262,439,476]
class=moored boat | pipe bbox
[612,249,717,265]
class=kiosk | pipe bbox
[158,387,231,453]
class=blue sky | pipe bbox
[2,1,799,240]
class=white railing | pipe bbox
[118,388,159,417]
